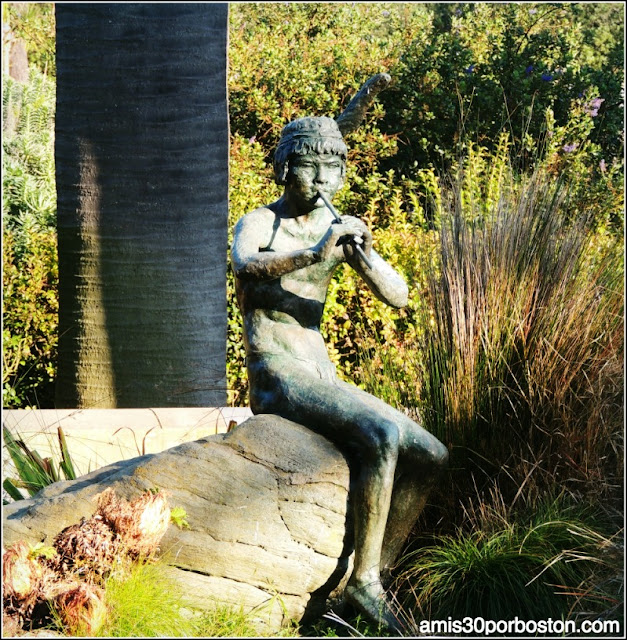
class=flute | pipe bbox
[318,191,374,270]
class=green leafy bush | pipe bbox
[3,71,56,235]
[381,3,624,174]
[3,2,56,76]
[2,69,57,408]
[3,227,58,408]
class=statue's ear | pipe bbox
[335,73,392,136]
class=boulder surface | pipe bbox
[2,415,355,631]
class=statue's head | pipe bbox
[273,116,348,186]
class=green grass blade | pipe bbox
[3,426,47,495]
[57,426,77,480]
[3,477,25,501]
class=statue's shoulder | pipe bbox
[235,205,276,232]
[232,205,278,253]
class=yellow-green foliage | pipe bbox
[77,560,298,638]
[3,68,57,408]
[3,228,58,407]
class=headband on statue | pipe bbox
[277,116,345,146]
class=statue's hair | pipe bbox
[273,117,347,185]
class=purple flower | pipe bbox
[599,158,607,173]
[248,136,256,144]
[541,73,553,82]
[465,64,475,74]
[382,10,390,17]
[562,142,578,153]
[584,97,605,117]
[529,8,537,15]
[525,65,534,75]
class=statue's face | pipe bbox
[285,151,344,211]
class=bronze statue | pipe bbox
[231,78,448,633]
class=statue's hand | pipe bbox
[315,216,371,262]
[339,215,373,260]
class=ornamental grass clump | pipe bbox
[394,496,623,627]
[52,582,108,636]
[3,425,77,501]
[52,515,121,578]
[2,541,58,629]
[95,487,171,560]
[418,170,623,509]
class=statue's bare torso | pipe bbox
[235,203,339,365]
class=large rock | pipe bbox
[2,415,355,631]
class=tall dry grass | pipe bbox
[414,170,623,514]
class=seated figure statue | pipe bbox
[231,115,448,632]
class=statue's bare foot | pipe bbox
[345,579,406,635]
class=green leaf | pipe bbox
[170,506,190,530]
[57,426,77,480]
[3,477,25,501]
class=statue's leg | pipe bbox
[248,357,407,632]
[335,380,449,572]
[380,470,438,572]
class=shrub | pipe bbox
[3,71,56,233]
[3,425,76,501]
[3,3,56,77]
[3,67,57,408]
[381,3,624,174]
[3,227,58,408]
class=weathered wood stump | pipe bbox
[3,415,354,631]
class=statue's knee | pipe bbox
[431,439,449,470]
[364,421,399,462]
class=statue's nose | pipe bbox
[315,166,331,185]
